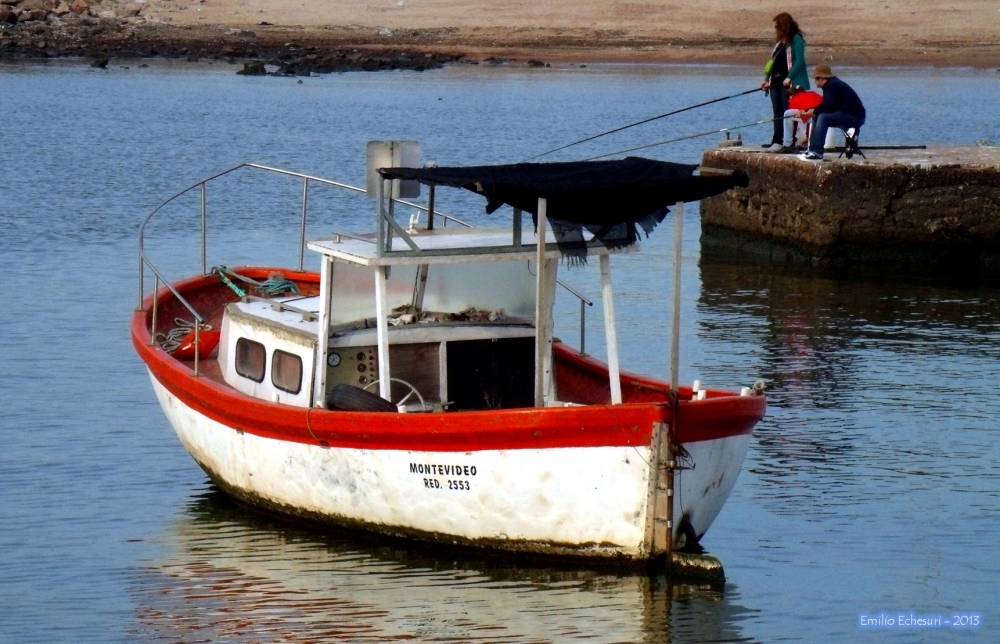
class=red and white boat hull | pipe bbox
[133,271,764,562]
[150,371,751,559]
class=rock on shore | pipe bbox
[0,2,464,73]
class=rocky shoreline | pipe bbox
[4,0,1000,72]
[1,0,569,75]
[0,1,479,74]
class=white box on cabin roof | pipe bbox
[366,140,421,199]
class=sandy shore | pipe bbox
[2,0,999,68]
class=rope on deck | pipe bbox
[155,317,214,354]
[211,265,300,298]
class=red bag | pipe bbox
[172,330,221,360]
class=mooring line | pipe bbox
[305,407,321,444]
[579,115,793,161]
[520,87,762,162]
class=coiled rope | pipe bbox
[211,265,300,298]
[156,317,214,353]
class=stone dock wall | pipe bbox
[699,147,1000,270]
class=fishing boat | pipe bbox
[131,143,765,567]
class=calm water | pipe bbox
[1,60,998,642]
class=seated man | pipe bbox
[797,64,866,161]
[770,85,822,152]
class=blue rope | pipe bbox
[258,273,300,297]
[211,265,299,298]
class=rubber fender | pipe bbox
[326,383,397,413]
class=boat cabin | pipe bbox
[200,147,749,413]
[218,256,540,411]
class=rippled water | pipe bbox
[1,60,998,642]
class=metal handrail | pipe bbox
[138,161,597,366]
[137,162,370,377]
[137,162,367,312]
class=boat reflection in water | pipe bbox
[128,488,760,643]
[696,249,1000,516]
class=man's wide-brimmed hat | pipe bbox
[813,64,835,79]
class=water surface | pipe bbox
[1,60,998,642]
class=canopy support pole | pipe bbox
[534,198,556,407]
[669,201,683,396]
[600,253,622,404]
[375,266,392,401]
[667,200,685,554]
[412,264,429,311]
[312,255,334,408]
[376,178,386,258]
[427,185,435,230]
[438,340,449,408]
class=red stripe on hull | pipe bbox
[132,269,765,452]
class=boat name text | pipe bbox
[410,463,477,477]
[411,462,476,491]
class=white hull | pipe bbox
[152,371,750,558]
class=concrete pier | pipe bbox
[700,146,1000,270]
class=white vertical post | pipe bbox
[669,202,684,394]
[438,341,448,407]
[375,265,392,401]
[662,200,684,555]
[542,259,557,402]
[412,264,429,310]
[534,197,556,408]
[376,178,386,257]
[600,253,623,404]
[312,255,334,408]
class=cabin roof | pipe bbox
[308,225,630,266]
[379,157,748,221]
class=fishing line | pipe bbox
[579,115,794,161]
[521,87,763,162]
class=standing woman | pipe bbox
[761,13,809,151]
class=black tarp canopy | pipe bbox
[379,157,749,255]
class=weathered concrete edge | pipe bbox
[700,148,1000,270]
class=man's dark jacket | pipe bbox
[815,77,866,121]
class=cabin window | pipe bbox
[272,350,303,394]
[235,338,266,382]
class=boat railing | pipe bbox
[137,162,375,376]
[137,163,595,376]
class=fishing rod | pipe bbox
[580,115,792,161]
[521,87,763,162]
